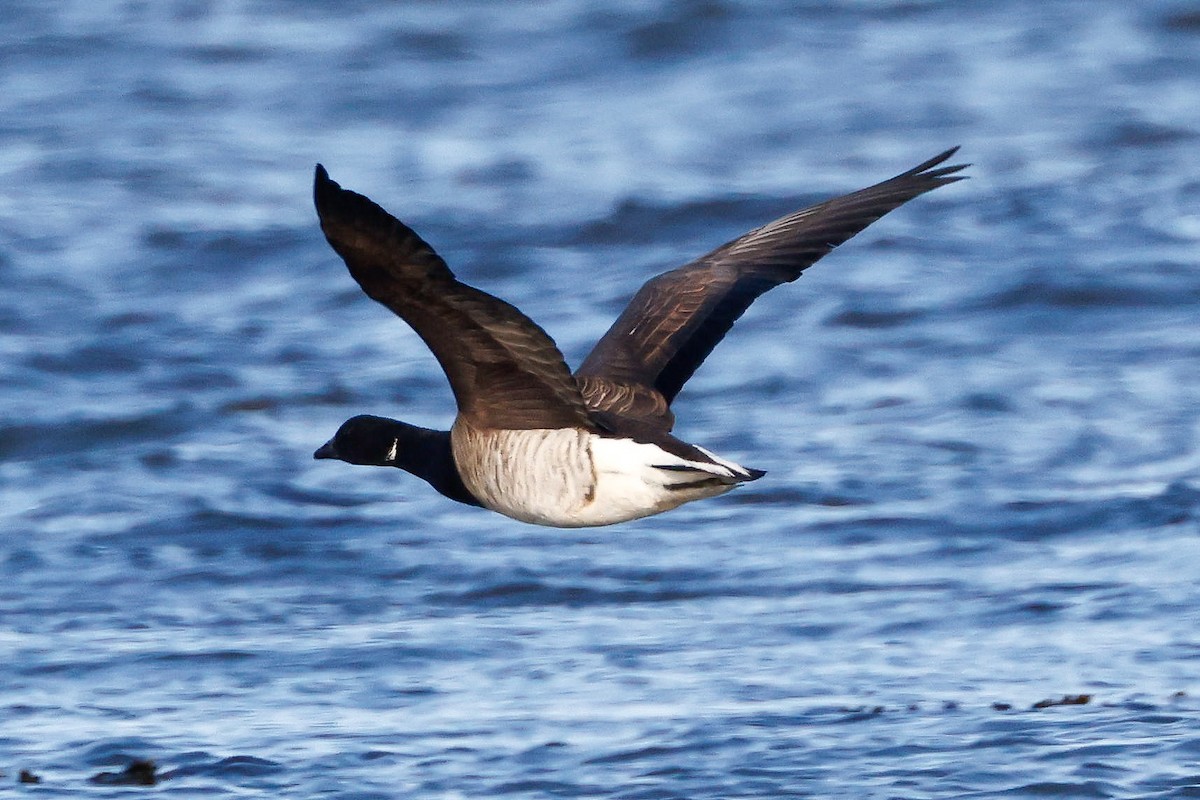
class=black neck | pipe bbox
[391,423,482,508]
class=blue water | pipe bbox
[3,0,1200,796]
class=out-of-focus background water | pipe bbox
[2,1,1199,796]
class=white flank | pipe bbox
[450,420,757,528]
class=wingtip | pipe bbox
[314,163,334,195]
[910,146,968,174]
[894,146,969,188]
[313,163,345,217]
[942,145,971,172]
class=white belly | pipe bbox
[450,422,743,528]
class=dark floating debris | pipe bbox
[992,702,1013,711]
[1032,694,1091,710]
[18,770,41,784]
[88,759,158,786]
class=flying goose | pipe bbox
[313,148,967,526]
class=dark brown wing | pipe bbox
[314,165,597,431]
[575,148,967,427]
[576,374,676,430]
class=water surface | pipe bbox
[2,1,1200,796]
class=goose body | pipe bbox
[449,421,760,527]
[312,149,967,527]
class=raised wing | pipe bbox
[314,165,596,431]
[576,147,967,426]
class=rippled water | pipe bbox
[3,1,1200,796]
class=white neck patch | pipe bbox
[386,437,399,463]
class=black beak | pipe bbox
[313,440,338,460]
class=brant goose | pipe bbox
[313,149,967,526]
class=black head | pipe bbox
[313,414,482,508]
[314,415,406,466]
